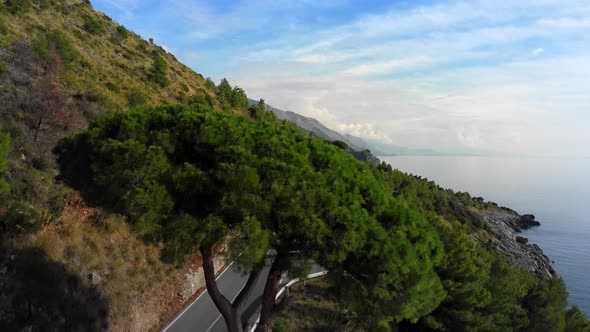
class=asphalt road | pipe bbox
[162,261,271,332]
[162,260,323,332]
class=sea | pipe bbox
[382,156,590,316]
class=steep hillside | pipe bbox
[0,1,231,331]
[249,99,382,163]
[0,0,230,166]
[0,2,589,332]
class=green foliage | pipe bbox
[187,89,215,108]
[5,0,32,15]
[83,15,105,35]
[37,0,52,10]
[523,277,568,332]
[0,18,6,34]
[148,54,168,87]
[0,132,10,198]
[126,88,147,108]
[116,25,130,39]
[273,318,289,332]
[55,104,447,324]
[214,78,250,110]
[205,77,217,90]
[216,78,232,109]
[33,30,81,68]
[230,86,248,109]
[377,167,485,229]
[566,306,590,332]
[331,140,349,150]
[248,98,275,121]
[0,201,42,237]
[112,25,130,44]
[407,223,534,331]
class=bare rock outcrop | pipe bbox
[475,208,554,278]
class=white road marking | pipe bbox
[161,261,235,332]
[206,265,258,332]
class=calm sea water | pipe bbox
[382,156,590,316]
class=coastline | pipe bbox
[475,207,554,278]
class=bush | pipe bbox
[187,89,215,108]
[5,0,32,15]
[115,25,129,39]
[0,61,7,74]
[83,15,105,35]
[33,30,81,68]
[273,318,289,332]
[0,201,42,238]
[0,19,7,34]
[105,81,119,92]
[37,0,52,10]
[126,88,147,108]
[566,306,590,332]
[30,156,51,171]
[148,54,168,87]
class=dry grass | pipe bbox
[1,0,218,110]
[13,203,176,330]
[276,278,361,332]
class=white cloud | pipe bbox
[102,0,590,156]
[344,56,432,76]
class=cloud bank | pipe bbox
[94,0,590,156]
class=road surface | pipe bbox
[162,260,323,332]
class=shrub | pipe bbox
[105,82,119,92]
[0,201,42,238]
[0,19,7,34]
[126,88,147,107]
[0,61,7,74]
[115,25,129,39]
[5,0,32,15]
[33,30,81,68]
[148,54,168,87]
[38,0,52,10]
[83,15,105,34]
[273,318,289,332]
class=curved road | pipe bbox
[162,260,323,332]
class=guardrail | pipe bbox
[249,270,328,332]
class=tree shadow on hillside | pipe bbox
[0,244,109,331]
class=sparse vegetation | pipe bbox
[148,53,169,87]
[0,1,588,332]
[5,0,33,16]
[83,14,105,34]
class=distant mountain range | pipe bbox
[250,99,451,157]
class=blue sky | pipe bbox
[94,0,590,156]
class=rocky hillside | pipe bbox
[0,1,236,331]
[1,2,588,332]
[475,207,554,278]
[249,99,381,164]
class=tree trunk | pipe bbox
[256,254,288,332]
[200,246,243,332]
[33,116,43,143]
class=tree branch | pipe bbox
[199,246,233,322]
[233,261,265,311]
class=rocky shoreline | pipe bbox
[475,207,555,278]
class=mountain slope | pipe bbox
[249,99,383,163]
[0,2,229,331]
[1,2,588,332]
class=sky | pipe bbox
[93,0,590,156]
